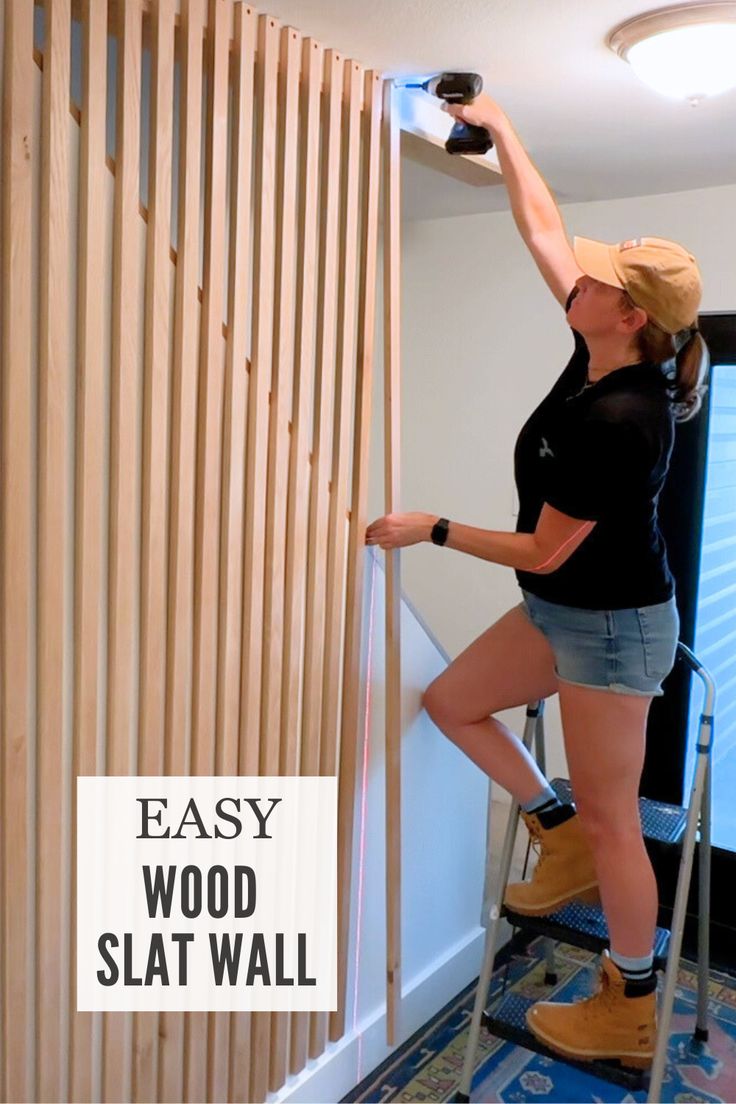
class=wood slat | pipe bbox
[133,1,176,1099]
[265,22,302,1095]
[103,0,143,1096]
[304,46,344,1064]
[159,2,204,1098]
[243,13,281,1102]
[382,76,403,1047]
[1,3,35,1100]
[219,6,257,1101]
[310,53,364,1061]
[37,2,72,1100]
[185,0,231,1098]
[286,33,324,1080]
[70,0,108,1097]
[329,67,384,1045]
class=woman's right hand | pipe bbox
[442,92,507,136]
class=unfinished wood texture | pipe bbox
[188,0,232,1098]
[400,128,504,187]
[382,76,402,1047]
[264,21,302,1094]
[133,2,175,1100]
[203,4,235,1099]
[103,0,143,1097]
[1,4,35,1100]
[286,33,324,1079]
[158,4,204,1095]
[5,1,385,1097]
[329,67,384,1045]
[70,0,107,1098]
[159,2,204,1099]
[244,13,281,1101]
[37,2,72,1100]
[304,46,344,1063]
[309,53,364,1062]
[220,7,257,1101]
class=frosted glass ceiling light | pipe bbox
[608,2,736,104]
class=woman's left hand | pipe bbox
[365,512,436,550]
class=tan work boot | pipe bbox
[503,805,600,916]
[526,948,657,1069]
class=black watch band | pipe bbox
[431,517,450,546]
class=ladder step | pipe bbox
[551,776,687,844]
[502,900,671,969]
[481,1004,650,1091]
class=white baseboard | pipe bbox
[266,924,492,1104]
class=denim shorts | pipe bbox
[519,589,680,697]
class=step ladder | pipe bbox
[454,642,715,1103]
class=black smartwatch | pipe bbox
[430,517,450,546]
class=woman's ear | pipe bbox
[621,303,648,335]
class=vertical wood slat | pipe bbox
[265,22,302,1096]
[37,1,72,1099]
[70,0,108,1098]
[240,15,280,1102]
[286,34,324,1080]
[225,6,259,1095]
[194,1,233,1100]
[310,54,364,1062]
[329,67,384,1045]
[304,47,344,1065]
[160,2,204,1099]
[382,76,403,1047]
[1,3,35,1101]
[103,0,143,1098]
[244,13,281,1102]
[133,1,176,1100]
[220,6,257,1102]
[184,1,230,1101]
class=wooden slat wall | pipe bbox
[1,2,385,1100]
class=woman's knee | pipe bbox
[575,802,643,846]
[422,678,452,724]
[422,677,476,727]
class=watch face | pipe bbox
[432,519,449,543]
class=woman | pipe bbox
[364,91,709,1070]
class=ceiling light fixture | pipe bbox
[607,1,736,104]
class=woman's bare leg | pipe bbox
[422,602,560,804]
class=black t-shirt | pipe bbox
[514,300,677,609]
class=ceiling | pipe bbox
[259,0,736,220]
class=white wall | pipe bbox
[368,181,736,797]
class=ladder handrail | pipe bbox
[648,643,716,1102]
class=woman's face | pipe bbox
[566,273,638,338]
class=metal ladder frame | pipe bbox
[455,642,715,1103]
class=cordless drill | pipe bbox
[400,72,494,155]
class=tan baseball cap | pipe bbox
[572,235,702,334]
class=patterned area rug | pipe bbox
[341,936,736,1102]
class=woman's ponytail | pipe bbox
[622,287,711,422]
[667,328,710,423]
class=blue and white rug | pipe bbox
[342,936,736,1102]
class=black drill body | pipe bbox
[402,72,494,155]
